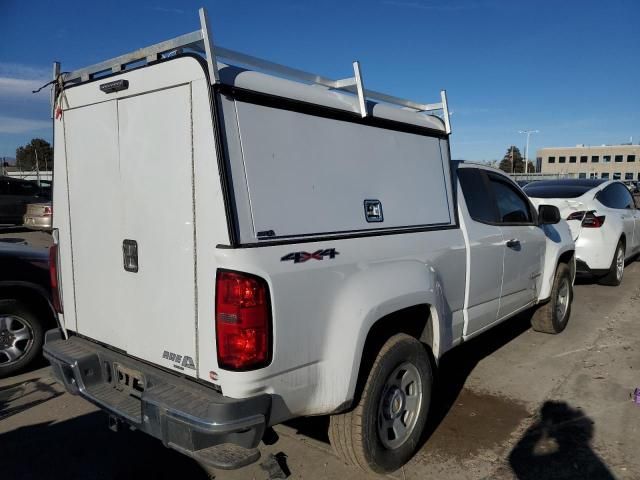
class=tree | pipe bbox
[16,138,53,171]
[526,161,536,173]
[498,146,525,174]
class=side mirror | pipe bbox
[538,204,561,225]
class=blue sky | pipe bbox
[1,0,638,161]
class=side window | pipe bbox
[488,176,533,223]
[4,179,17,195]
[618,184,635,209]
[457,168,498,223]
[597,183,634,209]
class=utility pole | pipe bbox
[519,129,539,173]
[511,146,515,174]
[35,148,40,184]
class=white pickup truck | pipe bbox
[44,9,576,475]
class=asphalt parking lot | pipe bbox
[1,242,639,479]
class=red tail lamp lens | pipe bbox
[215,270,271,370]
[49,244,63,313]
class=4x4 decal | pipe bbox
[281,248,339,264]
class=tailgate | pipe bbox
[64,85,198,376]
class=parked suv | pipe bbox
[43,9,576,475]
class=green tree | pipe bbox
[16,138,53,171]
[498,146,525,174]
[526,161,536,173]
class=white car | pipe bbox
[524,179,640,286]
[23,201,53,229]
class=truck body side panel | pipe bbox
[233,102,452,241]
[205,229,466,418]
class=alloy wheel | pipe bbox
[0,315,33,366]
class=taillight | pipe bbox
[566,211,586,221]
[215,270,271,371]
[582,212,605,228]
[566,210,605,228]
[49,244,63,313]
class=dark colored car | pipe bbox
[0,241,56,377]
[0,176,51,226]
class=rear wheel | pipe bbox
[329,333,432,474]
[600,239,625,287]
[599,240,625,286]
[531,263,572,334]
[0,300,44,378]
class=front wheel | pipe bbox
[329,333,432,474]
[531,263,573,334]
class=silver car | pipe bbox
[23,202,52,229]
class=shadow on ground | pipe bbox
[0,376,64,420]
[285,313,615,478]
[425,309,534,440]
[0,411,211,480]
[508,400,614,480]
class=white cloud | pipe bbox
[0,62,49,81]
[0,77,48,97]
[0,116,51,134]
[0,62,51,99]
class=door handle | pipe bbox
[506,239,521,249]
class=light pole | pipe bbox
[511,145,515,174]
[519,129,539,172]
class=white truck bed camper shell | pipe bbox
[44,7,575,475]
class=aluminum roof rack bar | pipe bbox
[352,61,367,118]
[57,7,451,132]
[323,61,366,117]
[213,44,449,118]
[441,90,451,134]
[199,8,219,84]
[63,30,205,83]
[51,61,60,118]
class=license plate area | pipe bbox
[112,363,145,399]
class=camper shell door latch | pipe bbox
[122,239,139,272]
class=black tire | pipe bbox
[0,300,44,378]
[329,333,432,474]
[599,240,625,286]
[531,263,573,334]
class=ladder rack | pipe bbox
[54,7,451,134]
